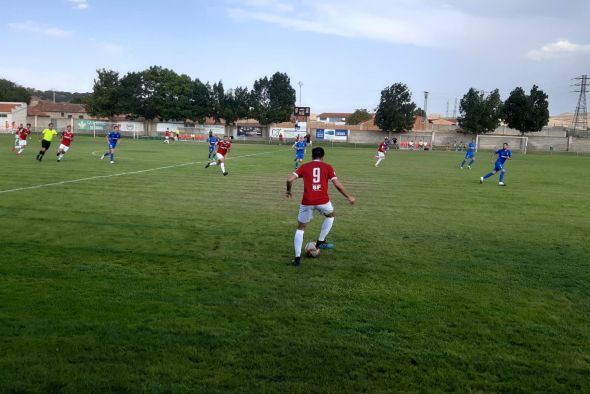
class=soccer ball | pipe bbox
[305,242,320,258]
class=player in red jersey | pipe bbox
[56,125,75,162]
[286,147,355,266]
[375,137,389,167]
[15,124,31,156]
[205,135,232,176]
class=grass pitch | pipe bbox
[1,135,589,392]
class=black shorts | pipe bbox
[41,140,51,149]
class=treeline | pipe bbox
[85,67,296,125]
[0,79,91,104]
[368,82,549,135]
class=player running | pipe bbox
[206,130,219,160]
[286,147,356,266]
[460,139,477,169]
[12,124,24,152]
[101,125,122,164]
[292,135,307,169]
[56,125,75,162]
[205,135,231,176]
[15,124,31,156]
[36,123,58,161]
[375,137,389,167]
[480,143,512,186]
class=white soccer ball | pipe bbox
[305,242,320,258]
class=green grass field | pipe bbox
[1,134,589,392]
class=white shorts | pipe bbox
[297,202,334,223]
[215,152,225,160]
[18,140,27,147]
[59,144,70,152]
[376,151,385,159]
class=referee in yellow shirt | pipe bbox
[36,123,58,161]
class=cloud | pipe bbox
[225,0,505,49]
[8,20,72,38]
[68,0,89,10]
[527,40,590,61]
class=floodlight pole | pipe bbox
[298,81,303,107]
[423,91,429,125]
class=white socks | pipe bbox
[375,158,383,167]
[220,163,226,173]
[294,229,304,257]
[319,217,334,242]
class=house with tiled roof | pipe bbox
[0,102,27,130]
[317,112,352,125]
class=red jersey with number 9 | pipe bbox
[294,160,337,205]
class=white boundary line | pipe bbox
[0,150,279,195]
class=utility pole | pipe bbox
[446,100,449,118]
[571,75,588,136]
[452,98,458,118]
[298,81,303,107]
[423,91,429,125]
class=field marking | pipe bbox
[0,150,280,195]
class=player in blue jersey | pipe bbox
[101,125,122,164]
[292,135,307,169]
[206,130,219,160]
[480,143,512,186]
[460,139,477,169]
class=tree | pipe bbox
[346,109,372,125]
[190,79,211,124]
[222,86,251,125]
[85,69,121,119]
[458,88,502,134]
[251,72,296,125]
[0,79,32,104]
[374,83,417,132]
[503,85,549,134]
[209,81,225,122]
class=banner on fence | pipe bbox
[270,128,306,140]
[237,126,262,137]
[77,120,109,131]
[315,128,349,141]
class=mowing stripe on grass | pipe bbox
[0,150,279,195]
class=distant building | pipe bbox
[0,102,28,130]
[317,112,352,125]
[27,97,91,130]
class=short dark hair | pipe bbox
[312,147,325,159]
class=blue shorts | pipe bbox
[209,145,215,152]
[295,152,304,160]
[465,152,474,159]
[108,142,117,149]
[494,162,504,171]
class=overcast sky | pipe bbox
[2,0,589,115]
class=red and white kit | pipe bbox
[215,140,232,159]
[59,131,75,152]
[293,160,337,222]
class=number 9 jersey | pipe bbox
[293,160,337,205]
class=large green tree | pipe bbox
[503,85,549,134]
[374,83,417,132]
[251,72,296,125]
[0,79,32,104]
[346,108,372,125]
[458,88,502,134]
[85,69,122,118]
[222,86,251,125]
[190,79,211,124]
